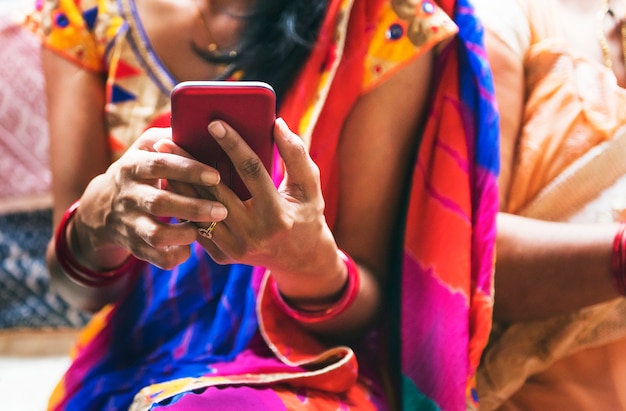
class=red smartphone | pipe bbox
[170,81,276,200]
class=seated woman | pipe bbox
[475,0,626,409]
[26,0,498,409]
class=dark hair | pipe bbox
[232,1,329,105]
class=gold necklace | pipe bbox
[600,0,613,69]
[193,0,238,58]
[599,0,626,70]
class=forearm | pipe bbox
[495,213,621,323]
[46,224,134,313]
[46,196,135,311]
[282,258,382,341]
[262,223,383,341]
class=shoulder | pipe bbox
[25,0,123,72]
[362,0,457,91]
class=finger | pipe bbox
[123,213,196,248]
[193,220,238,265]
[136,243,192,271]
[130,184,228,224]
[132,127,174,151]
[154,138,195,161]
[156,127,252,213]
[155,138,231,203]
[196,239,233,265]
[207,120,277,200]
[161,178,199,200]
[272,118,321,201]
[122,216,194,270]
[128,145,221,188]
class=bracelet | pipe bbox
[269,249,360,324]
[612,222,626,296]
[54,200,139,287]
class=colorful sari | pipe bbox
[397,2,499,409]
[26,0,498,409]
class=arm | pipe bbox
[42,48,130,311]
[157,51,435,340]
[329,52,435,332]
[43,48,110,226]
[485,26,623,323]
[496,214,620,323]
[43,48,225,312]
[267,52,435,337]
[44,42,432,341]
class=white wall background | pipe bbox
[0,2,72,410]
[0,0,31,15]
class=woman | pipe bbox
[474,0,626,409]
[27,0,498,409]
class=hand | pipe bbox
[75,127,227,270]
[158,118,347,301]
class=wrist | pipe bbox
[54,200,141,287]
[270,249,360,323]
[69,203,130,271]
[270,235,348,301]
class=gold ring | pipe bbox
[197,221,218,239]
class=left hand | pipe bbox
[156,118,346,300]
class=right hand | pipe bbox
[73,127,228,270]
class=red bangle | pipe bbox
[269,249,360,324]
[54,200,139,287]
[611,222,626,296]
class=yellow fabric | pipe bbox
[27,0,456,160]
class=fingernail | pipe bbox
[153,140,171,153]
[275,117,287,132]
[208,121,226,138]
[211,206,228,219]
[200,170,220,185]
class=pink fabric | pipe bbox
[0,15,50,212]
[163,386,287,411]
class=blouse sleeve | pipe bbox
[25,0,117,72]
[363,0,458,92]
